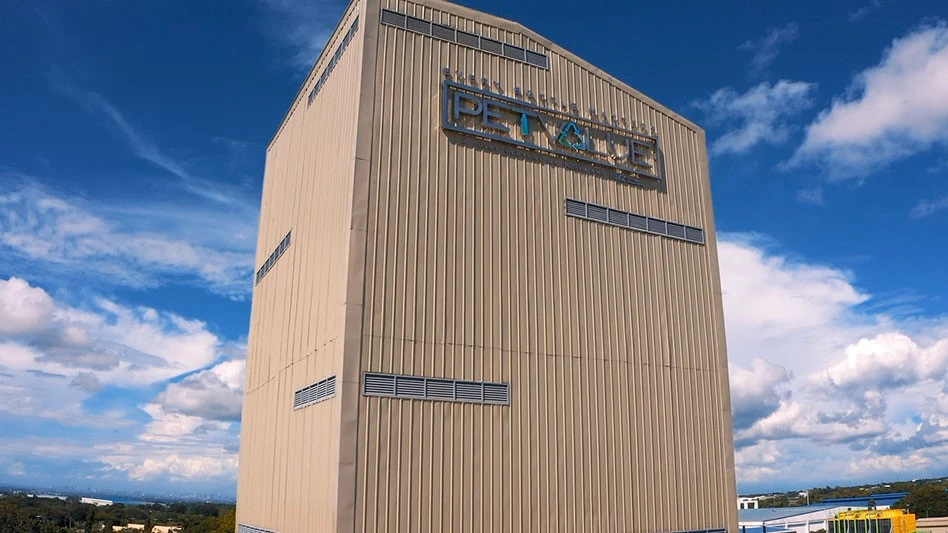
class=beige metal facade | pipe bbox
[236,0,738,532]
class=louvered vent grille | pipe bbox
[238,525,277,533]
[255,230,292,285]
[380,8,549,69]
[305,16,360,107]
[564,198,706,245]
[647,218,667,234]
[292,375,336,410]
[565,199,587,217]
[405,16,431,34]
[363,373,510,405]
[431,23,456,41]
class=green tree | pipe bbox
[895,484,948,518]
[144,514,155,533]
[212,507,236,533]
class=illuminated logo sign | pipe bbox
[441,79,661,184]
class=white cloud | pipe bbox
[791,21,948,176]
[694,80,816,155]
[797,187,825,206]
[730,358,792,430]
[0,277,222,421]
[98,441,238,482]
[849,0,884,22]
[739,23,799,75]
[0,183,254,298]
[719,233,948,486]
[257,0,342,72]
[48,70,250,207]
[9,462,26,477]
[911,195,948,218]
[0,277,55,336]
[153,359,246,422]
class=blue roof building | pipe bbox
[818,493,908,510]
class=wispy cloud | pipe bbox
[739,23,800,76]
[694,80,816,155]
[47,69,250,206]
[0,179,255,298]
[849,0,885,22]
[797,187,825,206]
[789,21,948,177]
[257,0,345,73]
[911,196,948,218]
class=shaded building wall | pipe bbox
[236,2,365,531]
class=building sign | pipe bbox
[441,78,661,184]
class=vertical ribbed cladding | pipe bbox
[357,0,737,532]
[237,2,365,532]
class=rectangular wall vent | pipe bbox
[238,525,277,533]
[362,372,510,405]
[306,16,360,107]
[380,8,549,70]
[255,230,292,285]
[292,375,336,410]
[564,198,706,245]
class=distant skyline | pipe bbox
[1,0,948,497]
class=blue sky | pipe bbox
[1,0,947,498]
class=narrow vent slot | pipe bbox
[426,379,455,400]
[431,23,456,41]
[483,383,510,404]
[503,44,526,61]
[455,381,483,402]
[629,214,648,231]
[565,199,587,217]
[362,373,509,405]
[685,227,705,244]
[363,373,396,396]
[563,198,706,246]
[647,218,667,235]
[479,37,504,55]
[238,524,277,533]
[378,9,549,69]
[456,30,480,48]
[395,376,426,398]
[405,16,431,35]
[380,9,406,27]
[587,205,609,222]
[666,222,687,240]
[525,50,549,68]
[608,209,629,227]
[293,375,336,410]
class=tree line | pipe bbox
[0,494,235,533]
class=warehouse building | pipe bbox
[236,0,738,531]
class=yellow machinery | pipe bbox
[829,509,917,533]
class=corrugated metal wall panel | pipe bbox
[353,0,737,531]
[236,2,364,532]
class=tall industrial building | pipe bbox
[236,0,738,531]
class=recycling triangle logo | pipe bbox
[557,121,586,150]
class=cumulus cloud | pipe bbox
[154,359,246,422]
[791,21,948,176]
[0,276,220,420]
[0,184,254,298]
[694,80,816,155]
[730,358,792,430]
[718,233,948,486]
[98,441,238,482]
[739,23,800,75]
